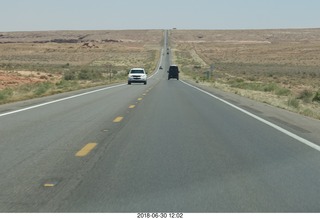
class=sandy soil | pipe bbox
[0,71,61,90]
[0,30,163,91]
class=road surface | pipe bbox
[1,32,320,212]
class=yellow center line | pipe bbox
[129,105,136,109]
[138,98,143,101]
[113,116,124,123]
[44,183,55,187]
[75,143,97,157]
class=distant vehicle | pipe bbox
[168,65,179,80]
[128,68,147,85]
[159,66,163,70]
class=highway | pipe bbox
[1,33,320,212]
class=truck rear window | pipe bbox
[130,70,144,74]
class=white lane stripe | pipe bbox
[0,84,126,118]
[148,49,164,79]
[181,80,320,152]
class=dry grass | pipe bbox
[0,30,162,71]
[0,30,163,104]
[171,29,320,119]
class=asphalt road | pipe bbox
[1,35,320,212]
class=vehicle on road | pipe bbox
[128,68,147,85]
[168,65,179,80]
[159,66,163,70]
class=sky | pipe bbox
[0,0,319,31]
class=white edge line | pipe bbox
[180,80,320,152]
[148,48,164,80]
[148,31,167,79]
[0,83,126,118]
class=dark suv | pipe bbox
[168,65,179,80]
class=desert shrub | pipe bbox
[33,82,52,96]
[78,69,103,81]
[262,83,277,92]
[288,98,299,109]
[235,78,245,83]
[64,72,76,80]
[312,90,320,103]
[275,87,291,96]
[302,109,314,117]
[229,79,292,96]
[78,70,91,80]
[297,89,314,103]
[17,83,36,93]
[229,80,277,93]
[91,71,103,81]
[55,80,77,90]
[0,88,13,101]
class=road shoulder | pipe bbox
[182,79,320,147]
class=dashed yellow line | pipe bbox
[44,183,55,187]
[138,98,143,101]
[75,143,97,157]
[129,105,136,109]
[113,116,124,123]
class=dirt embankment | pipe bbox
[0,71,60,90]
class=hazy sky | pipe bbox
[0,0,319,31]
